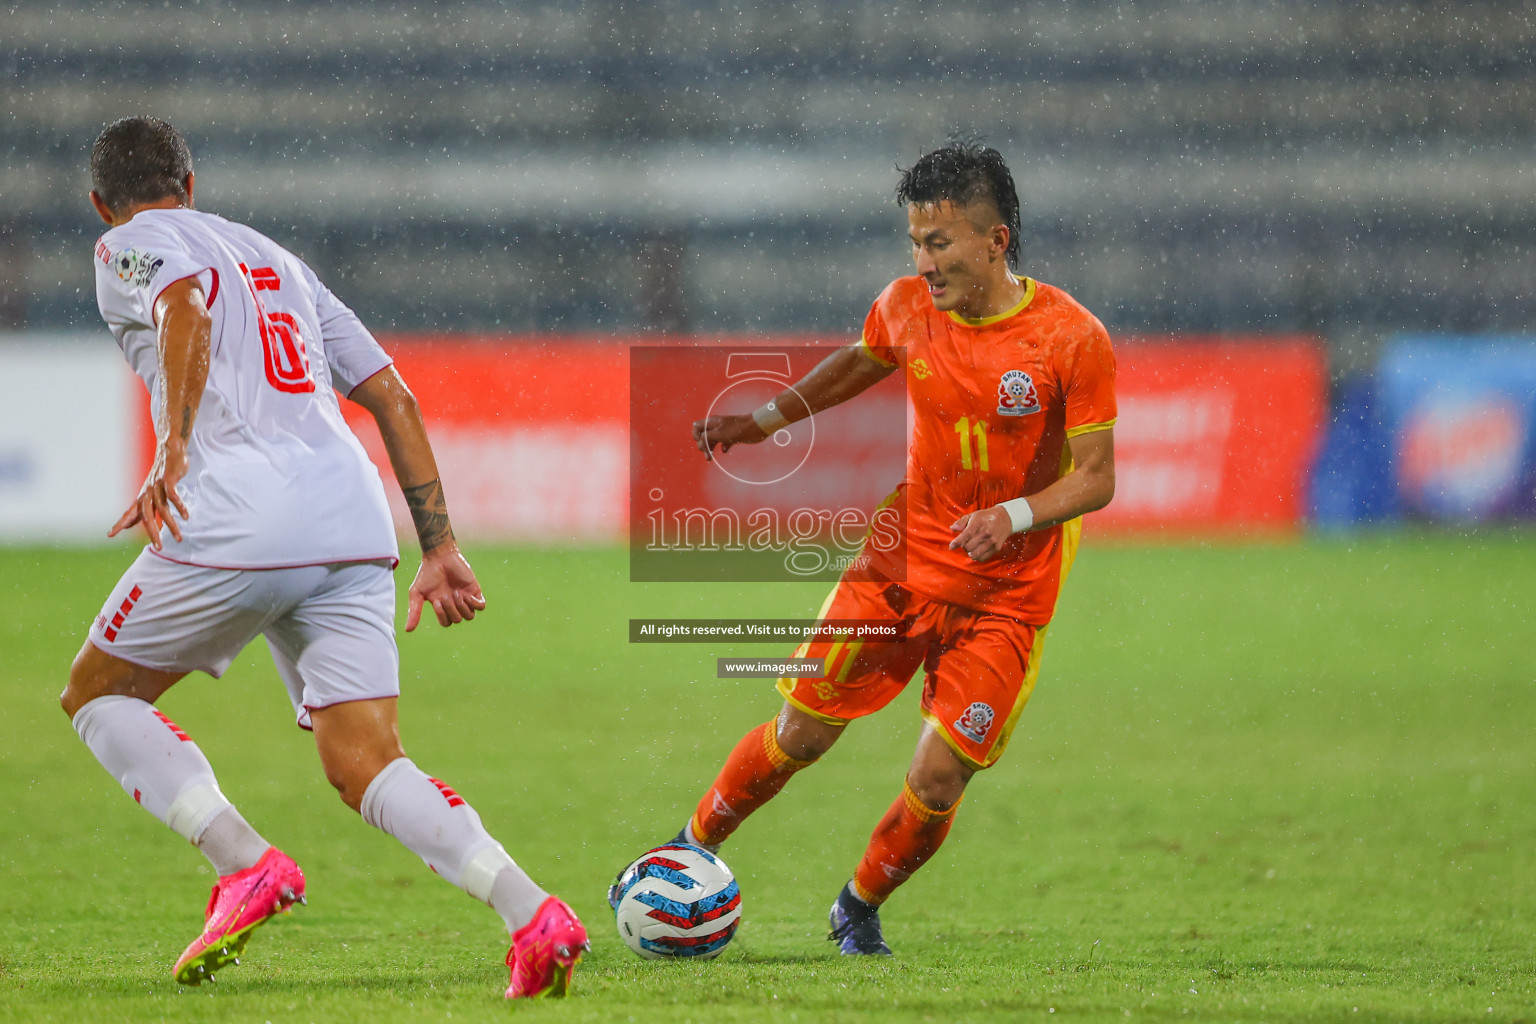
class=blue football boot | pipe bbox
[828,882,893,955]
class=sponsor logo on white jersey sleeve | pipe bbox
[112,248,165,288]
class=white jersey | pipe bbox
[94,208,398,569]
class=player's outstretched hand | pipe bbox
[406,542,487,632]
[948,506,1014,562]
[109,441,190,549]
[692,413,768,460]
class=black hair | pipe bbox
[895,140,1022,268]
[90,116,193,214]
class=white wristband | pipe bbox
[1000,497,1034,534]
[752,401,791,433]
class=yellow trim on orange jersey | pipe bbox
[833,638,867,682]
[774,584,850,724]
[920,708,989,771]
[977,633,1046,768]
[858,333,896,367]
[946,277,1036,327]
[860,487,903,545]
[775,678,852,726]
[984,515,1081,766]
[784,583,841,662]
[1065,418,1116,439]
[824,633,849,668]
[928,513,1084,770]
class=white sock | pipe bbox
[683,818,721,853]
[196,805,273,877]
[490,866,551,936]
[360,757,548,933]
[72,695,269,874]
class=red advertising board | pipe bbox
[341,338,630,542]
[1097,337,1327,535]
[138,334,1328,541]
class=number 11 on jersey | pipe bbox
[954,416,990,471]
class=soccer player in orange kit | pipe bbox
[679,141,1117,954]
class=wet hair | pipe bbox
[90,116,193,214]
[895,140,1022,268]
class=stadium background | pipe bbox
[4,1,1535,538]
[2,3,1534,1022]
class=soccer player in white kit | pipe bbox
[62,116,587,997]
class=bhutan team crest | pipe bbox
[997,369,1040,416]
[954,702,995,743]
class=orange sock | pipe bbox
[851,780,960,905]
[691,720,815,846]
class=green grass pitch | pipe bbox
[1,533,1533,1023]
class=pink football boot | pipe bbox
[173,846,306,984]
[504,896,589,998]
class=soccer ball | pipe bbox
[609,843,741,959]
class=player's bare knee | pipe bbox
[311,698,405,812]
[332,775,368,813]
[62,645,111,719]
[318,740,403,813]
[906,768,968,813]
[775,703,844,762]
[60,684,81,720]
[907,743,977,812]
[322,759,374,812]
[61,643,180,720]
[59,684,81,720]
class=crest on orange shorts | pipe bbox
[954,701,995,743]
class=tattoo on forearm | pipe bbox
[180,407,194,442]
[402,477,455,552]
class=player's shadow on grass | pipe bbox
[32,970,495,999]
[719,953,834,965]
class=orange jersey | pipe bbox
[855,275,1116,623]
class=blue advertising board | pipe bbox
[1379,337,1536,522]
[1308,373,1395,528]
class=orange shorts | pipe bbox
[775,579,1047,770]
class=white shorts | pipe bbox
[88,549,399,730]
